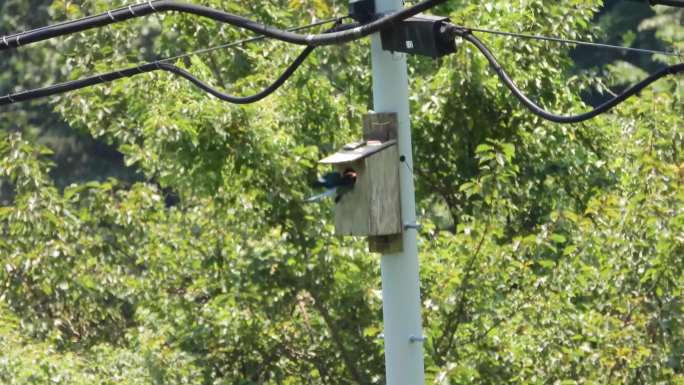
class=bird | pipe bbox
[307,169,357,203]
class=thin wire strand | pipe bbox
[156,17,342,64]
[454,25,683,58]
[1,3,132,39]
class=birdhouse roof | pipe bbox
[319,140,397,164]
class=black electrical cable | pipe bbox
[628,0,684,6]
[0,0,447,51]
[649,0,684,7]
[447,26,684,124]
[0,62,291,106]
[0,20,353,107]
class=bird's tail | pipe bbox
[306,187,338,203]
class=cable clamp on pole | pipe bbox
[15,36,21,47]
[108,10,117,21]
[2,36,8,48]
[128,5,136,16]
[404,222,422,231]
[7,94,15,103]
[409,335,426,343]
[148,0,158,11]
[446,24,471,38]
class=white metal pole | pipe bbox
[370,0,426,383]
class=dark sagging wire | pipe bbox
[0,19,351,107]
[628,0,684,6]
[0,61,298,106]
[447,26,684,124]
[4,4,683,121]
[648,0,684,7]
[0,0,447,51]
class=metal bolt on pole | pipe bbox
[370,0,426,383]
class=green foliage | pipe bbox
[0,0,139,194]
[1,0,683,384]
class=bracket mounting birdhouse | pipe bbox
[318,112,403,253]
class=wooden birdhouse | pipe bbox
[318,113,403,252]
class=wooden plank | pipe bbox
[334,160,370,236]
[363,112,398,142]
[367,145,402,236]
[369,234,403,254]
[319,140,397,164]
[363,112,403,252]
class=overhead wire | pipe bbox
[447,25,684,124]
[648,0,684,7]
[3,20,683,113]
[1,0,682,121]
[451,25,684,58]
[0,0,448,50]
[156,17,343,64]
[0,18,350,107]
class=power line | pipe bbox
[0,0,447,50]
[2,2,683,124]
[447,25,684,124]
[3,0,677,57]
[0,18,347,107]
[454,25,683,58]
[648,0,684,7]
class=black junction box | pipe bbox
[380,15,457,58]
[349,0,375,23]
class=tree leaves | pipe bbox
[1,0,683,384]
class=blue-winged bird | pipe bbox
[307,169,357,203]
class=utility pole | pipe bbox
[371,0,426,383]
